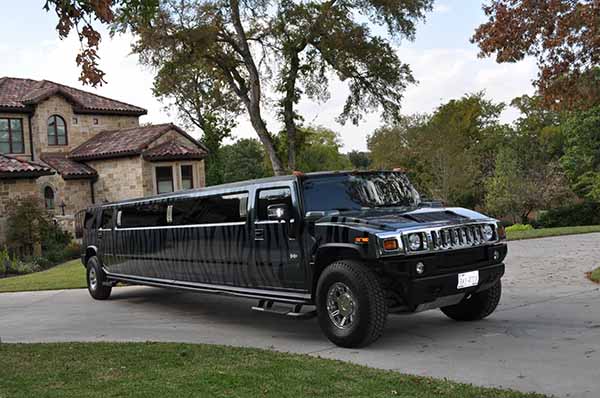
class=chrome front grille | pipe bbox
[408,223,497,253]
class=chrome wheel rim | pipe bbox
[89,267,98,290]
[326,282,356,329]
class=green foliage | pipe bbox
[219,139,272,184]
[537,202,600,228]
[64,241,82,260]
[505,224,533,233]
[347,150,371,170]
[5,196,75,266]
[118,0,433,173]
[561,106,600,201]
[6,196,51,256]
[0,247,43,277]
[369,93,508,207]
[277,126,352,173]
[484,144,571,224]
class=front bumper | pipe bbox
[406,263,505,312]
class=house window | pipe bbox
[181,165,194,190]
[93,118,99,125]
[72,117,78,125]
[44,186,55,209]
[47,115,68,145]
[155,166,174,194]
[0,118,24,154]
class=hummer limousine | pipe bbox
[77,170,507,347]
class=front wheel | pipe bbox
[86,256,112,300]
[316,260,387,348]
[441,280,502,321]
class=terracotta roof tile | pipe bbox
[0,77,146,115]
[69,123,207,161]
[0,154,54,178]
[40,153,97,180]
[143,140,208,161]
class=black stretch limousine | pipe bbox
[77,171,507,347]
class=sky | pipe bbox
[0,1,537,152]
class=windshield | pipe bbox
[302,172,421,212]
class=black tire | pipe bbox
[316,260,387,348]
[441,280,502,321]
[86,256,112,300]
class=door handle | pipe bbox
[255,228,265,240]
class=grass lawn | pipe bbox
[0,342,546,398]
[0,259,85,293]
[506,225,600,241]
[588,267,600,283]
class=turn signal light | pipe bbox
[383,238,399,251]
[497,225,506,240]
[354,236,369,244]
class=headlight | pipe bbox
[408,233,422,251]
[483,224,494,241]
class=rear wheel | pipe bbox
[441,280,501,321]
[86,256,112,300]
[316,260,387,348]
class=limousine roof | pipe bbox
[91,170,400,209]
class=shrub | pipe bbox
[537,202,600,228]
[6,196,51,257]
[505,224,534,232]
[64,241,82,260]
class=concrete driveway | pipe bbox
[2,233,600,398]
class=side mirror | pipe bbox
[267,203,290,221]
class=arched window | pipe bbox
[44,186,55,209]
[47,115,67,145]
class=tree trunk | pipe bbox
[282,51,301,172]
[229,0,286,175]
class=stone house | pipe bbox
[0,77,208,244]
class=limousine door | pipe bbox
[252,185,306,290]
[97,207,116,270]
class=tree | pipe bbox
[485,94,573,222]
[347,150,371,170]
[43,0,159,86]
[485,143,572,224]
[113,0,431,175]
[472,0,600,111]
[153,63,243,185]
[220,138,271,183]
[289,126,352,173]
[367,115,430,193]
[368,93,508,207]
[560,105,600,201]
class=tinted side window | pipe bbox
[100,209,114,229]
[172,193,248,225]
[84,211,96,230]
[257,188,292,220]
[120,202,168,228]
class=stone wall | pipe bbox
[86,156,145,203]
[36,174,93,216]
[0,179,41,245]
[30,95,139,158]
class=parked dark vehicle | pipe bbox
[77,171,507,347]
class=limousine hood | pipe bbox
[314,207,494,232]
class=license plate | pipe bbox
[457,271,479,289]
